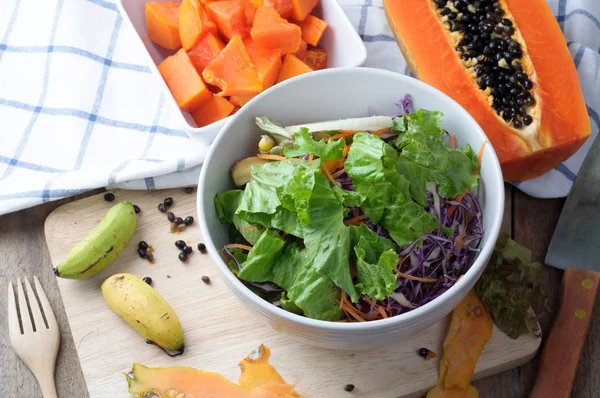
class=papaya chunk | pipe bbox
[126,345,303,398]
[243,0,258,25]
[250,6,301,55]
[251,0,293,19]
[188,31,225,73]
[230,94,257,107]
[276,53,313,83]
[206,0,248,41]
[145,2,181,50]
[243,38,282,90]
[425,289,492,397]
[192,95,235,126]
[384,0,591,181]
[158,48,212,111]
[203,35,262,96]
[294,14,328,46]
[179,0,214,50]
[299,48,327,70]
[290,0,318,21]
[294,39,307,59]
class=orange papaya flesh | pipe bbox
[251,6,302,55]
[244,38,282,90]
[299,48,326,70]
[276,53,313,83]
[290,0,318,21]
[145,2,181,50]
[203,35,262,96]
[243,0,258,25]
[230,94,257,106]
[384,0,590,182]
[206,0,249,41]
[188,31,225,73]
[127,345,303,398]
[179,0,213,50]
[294,14,328,46]
[294,39,308,59]
[158,48,212,111]
[252,0,293,19]
[192,95,235,127]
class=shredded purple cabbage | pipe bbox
[393,94,413,118]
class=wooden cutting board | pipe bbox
[44,189,540,398]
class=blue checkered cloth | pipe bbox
[0,0,598,215]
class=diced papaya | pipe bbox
[290,0,318,21]
[242,0,257,25]
[294,14,327,46]
[203,35,262,96]
[294,40,307,59]
[146,2,181,50]
[230,94,257,106]
[192,95,235,126]
[243,38,282,90]
[276,53,313,83]
[179,0,214,50]
[250,6,301,54]
[158,49,212,111]
[188,32,225,73]
[231,105,241,114]
[251,0,293,19]
[206,0,248,41]
[299,48,327,70]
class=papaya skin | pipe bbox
[384,0,590,182]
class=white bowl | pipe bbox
[197,67,504,350]
[117,0,367,145]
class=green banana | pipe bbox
[102,273,185,353]
[54,201,136,279]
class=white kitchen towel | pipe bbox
[0,0,598,215]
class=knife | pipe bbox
[530,134,600,398]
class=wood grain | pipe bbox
[530,269,600,398]
[43,189,540,398]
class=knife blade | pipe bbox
[530,134,600,398]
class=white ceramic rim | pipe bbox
[197,67,504,331]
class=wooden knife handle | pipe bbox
[530,268,600,398]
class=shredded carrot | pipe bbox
[449,133,456,149]
[335,299,367,322]
[448,188,469,216]
[376,306,389,319]
[256,153,288,161]
[225,243,253,251]
[324,159,346,170]
[241,225,257,231]
[331,168,346,179]
[393,268,439,283]
[352,207,359,217]
[373,128,391,136]
[307,153,314,161]
[339,289,346,309]
[321,164,337,186]
[344,214,368,226]
[476,139,488,174]
[342,145,351,158]
[323,130,360,142]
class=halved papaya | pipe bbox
[384,0,591,181]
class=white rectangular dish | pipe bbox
[117,0,367,143]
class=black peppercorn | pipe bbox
[344,384,355,392]
[158,203,166,213]
[167,211,175,222]
[133,204,141,214]
[104,192,115,202]
[139,241,149,250]
[183,246,193,254]
[174,217,184,225]
[184,187,194,194]
[178,252,188,262]
[143,277,153,285]
[138,248,147,258]
[175,240,186,249]
[164,197,174,208]
[145,252,154,261]
[184,216,194,226]
[201,276,211,284]
[197,243,207,253]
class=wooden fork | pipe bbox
[8,276,60,398]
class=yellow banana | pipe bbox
[102,273,185,353]
[54,201,136,279]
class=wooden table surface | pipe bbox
[0,185,598,398]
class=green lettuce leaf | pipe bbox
[271,243,307,291]
[280,292,303,315]
[224,247,247,272]
[345,133,438,247]
[237,229,286,282]
[284,128,345,163]
[392,109,445,146]
[215,190,264,244]
[476,234,545,339]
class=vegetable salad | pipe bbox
[215,96,484,322]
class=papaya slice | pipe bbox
[206,0,248,41]
[384,0,590,181]
[252,0,293,19]
[290,0,318,21]
[299,48,326,70]
[145,2,181,50]
[251,6,302,55]
[203,35,262,96]
[294,39,308,59]
[294,14,328,46]
[230,94,257,107]
[179,0,215,50]
[192,94,235,127]
[188,31,225,73]
[158,48,212,111]
[276,53,313,83]
[126,345,304,398]
[244,38,282,90]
